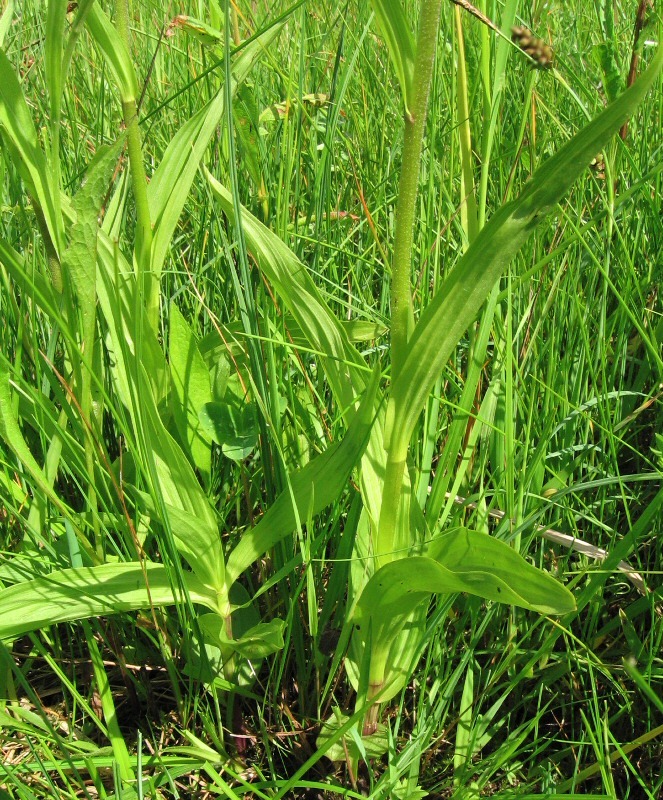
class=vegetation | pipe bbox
[0,0,661,797]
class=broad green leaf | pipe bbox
[131,491,224,594]
[138,362,225,594]
[346,598,427,705]
[94,230,168,407]
[198,613,286,658]
[0,562,217,641]
[206,172,393,532]
[94,230,224,593]
[205,171,364,413]
[0,48,63,255]
[385,43,663,461]
[350,528,575,702]
[369,0,416,119]
[225,366,381,585]
[169,303,213,480]
[354,528,576,631]
[199,399,258,462]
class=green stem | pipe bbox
[454,5,479,245]
[378,0,442,565]
[115,0,156,332]
[389,0,443,382]
[367,0,444,736]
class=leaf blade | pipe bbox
[0,562,217,641]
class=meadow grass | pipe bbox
[0,1,662,797]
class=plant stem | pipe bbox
[389,0,443,383]
[369,2,445,734]
[114,0,156,332]
[378,0,443,565]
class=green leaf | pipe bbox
[225,366,381,586]
[198,399,258,462]
[206,172,396,532]
[369,0,416,119]
[94,231,168,408]
[350,528,575,703]
[317,713,389,762]
[0,238,61,325]
[130,491,224,595]
[595,0,623,102]
[0,1,14,47]
[147,22,283,281]
[64,141,124,383]
[169,303,213,479]
[385,43,663,460]
[198,613,286,659]
[44,0,66,125]
[0,361,70,519]
[85,4,139,102]
[354,528,575,630]
[205,171,364,413]
[138,362,225,593]
[0,48,63,255]
[0,562,217,641]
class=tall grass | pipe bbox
[1,1,662,798]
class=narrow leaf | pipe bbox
[0,562,217,641]
[85,4,138,102]
[369,0,416,118]
[0,48,63,254]
[0,1,14,46]
[148,22,283,280]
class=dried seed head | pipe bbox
[511,25,554,70]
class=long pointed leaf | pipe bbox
[148,23,283,280]
[0,49,63,254]
[0,562,217,641]
[369,0,416,118]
